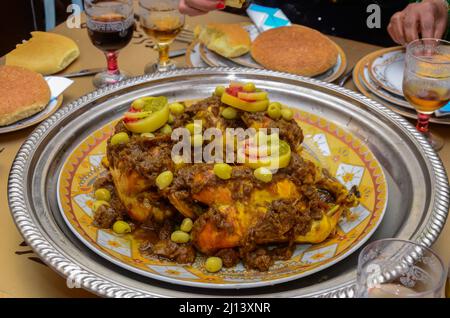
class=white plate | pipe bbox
[360,59,412,109]
[354,54,450,124]
[227,24,264,69]
[189,24,347,83]
[368,48,405,97]
[0,95,64,134]
[0,76,72,134]
[185,41,209,68]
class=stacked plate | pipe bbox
[353,47,450,125]
[186,24,347,83]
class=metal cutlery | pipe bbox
[62,49,187,78]
[337,66,354,87]
[62,68,105,78]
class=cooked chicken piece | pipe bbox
[107,134,174,222]
[171,163,357,255]
[191,177,301,254]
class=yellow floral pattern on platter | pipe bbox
[58,109,388,287]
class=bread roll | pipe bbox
[0,66,51,126]
[195,23,251,58]
[5,31,80,75]
[251,25,339,77]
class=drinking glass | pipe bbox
[85,0,134,88]
[403,38,450,151]
[139,0,185,73]
[356,239,447,298]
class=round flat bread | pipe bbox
[251,25,339,77]
[0,65,50,126]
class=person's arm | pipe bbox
[179,0,225,16]
[388,0,449,45]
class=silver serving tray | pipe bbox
[8,68,449,298]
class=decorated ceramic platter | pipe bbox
[368,47,405,97]
[56,107,387,288]
[8,68,449,297]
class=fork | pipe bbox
[176,28,194,43]
[337,66,355,87]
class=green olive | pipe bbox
[281,108,294,121]
[185,123,201,135]
[221,107,237,120]
[213,163,232,180]
[112,220,131,234]
[214,85,226,97]
[110,132,129,145]
[267,103,282,120]
[191,134,203,147]
[243,82,256,92]
[253,167,273,183]
[269,102,282,109]
[171,230,190,243]
[160,124,172,135]
[180,218,193,233]
[94,188,111,202]
[92,200,110,212]
[140,132,155,138]
[205,256,223,273]
[169,102,185,115]
[131,98,146,110]
[168,114,175,124]
[155,170,173,190]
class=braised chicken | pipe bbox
[93,84,359,271]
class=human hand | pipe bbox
[179,0,225,16]
[388,0,448,45]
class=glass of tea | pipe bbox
[139,0,185,73]
[356,239,447,298]
[403,38,450,151]
[84,0,135,88]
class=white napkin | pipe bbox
[246,3,291,33]
[434,102,450,117]
[45,76,74,102]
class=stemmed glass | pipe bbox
[84,0,134,88]
[356,239,447,298]
[403,38,450,151]
[139,0,185,73]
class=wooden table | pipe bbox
[0,11,448,298]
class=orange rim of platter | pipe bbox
[57,108,387,287]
